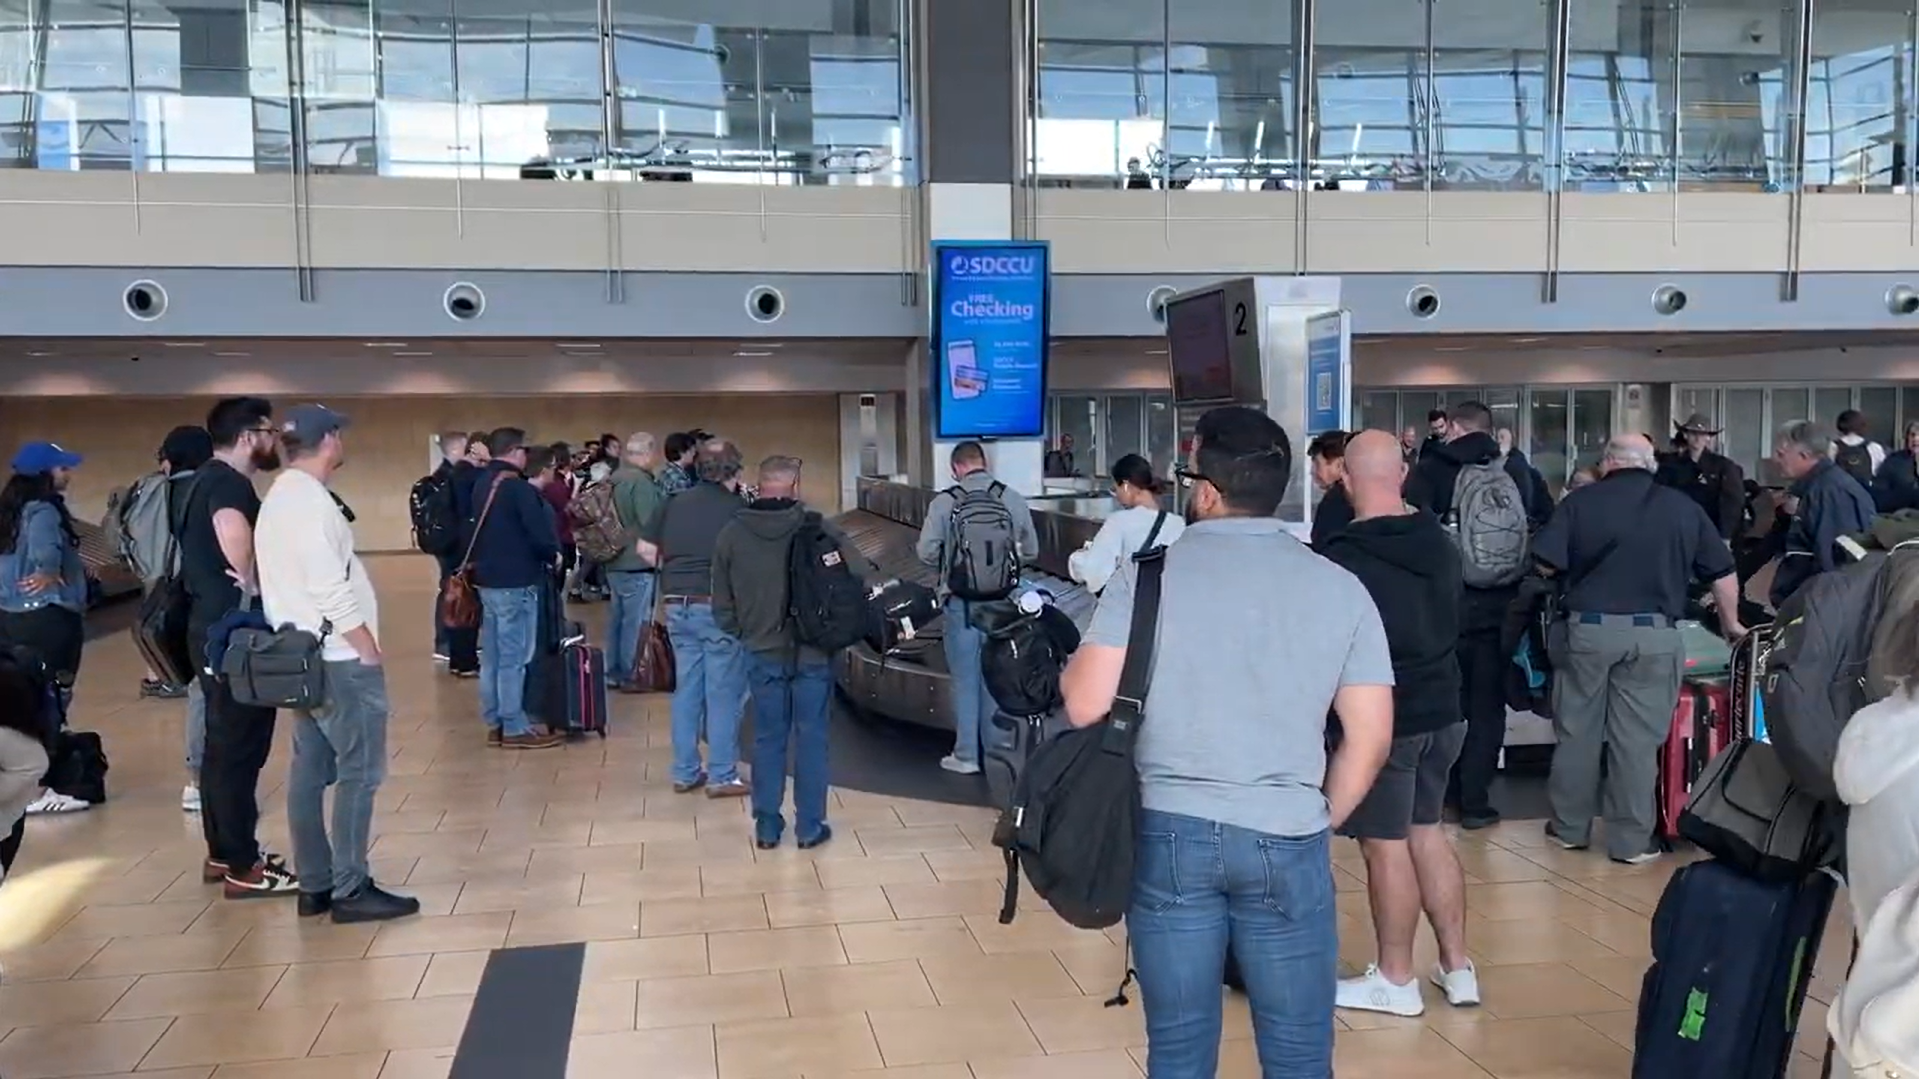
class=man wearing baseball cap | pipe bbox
[256,404,419,923]
[1655,412,1746,542]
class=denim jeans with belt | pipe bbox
[286,660,389,897]
[1128,810,1337,1079]
[605,569,657,684]
[478,585,540,736]
[747,654,833,844]
[665,601,746,786]
[939,598,996,766]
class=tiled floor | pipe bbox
[0,556,1851,1078]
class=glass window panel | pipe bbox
[1431,0,1550,191]
[1035,0,1165,188]
[1905,386,1919,432]
[1675,386,1718,427]
[1312,46,1422,188]
[1483,385,1522,438]
[453,0,600,179]
[1146,393,1176,482]
[1772,385,1811,428]
[1726,387,1766,480]
[1572,388,1614,475]
[1444,388,1482,410]
[1165,1,1293,191]
[1360,390,1399,434]
[1528,388,1570,490]
[1815,386,1855,428]
[1056,394,1098,470]
[1807,0,1914,191]
[1401,390,1443,429]
[1565,0,1675,191]
[1860,386,1899,442]
[0,0,135,169]
[1676,0,1798,191]
[1105,394,1145,470]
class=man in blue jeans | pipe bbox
[603,432,665,687]
[712,456,872,848]
[914,442,1038,775]
[642,438,749,796]
[1061,406,1396,1077]
[466,427,562,749]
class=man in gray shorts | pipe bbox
[1318,431,1479,1017]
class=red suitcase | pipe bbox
[1657,678,1731,843]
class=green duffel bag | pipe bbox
[1679,619,1732,678]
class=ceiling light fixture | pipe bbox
[214,351,251,358]
[734,350,774,358]
[162,341,205,347]
[364,341,407,348]
[394,351,434,357]
[557,342,600,349]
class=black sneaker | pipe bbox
[297,891,333,917]
[1459,810,1502,831]
[140,679,187,700]
[330,882,422,924]
[223,855,299,899]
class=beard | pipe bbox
[251,444,282,471]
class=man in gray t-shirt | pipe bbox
[1061,405,1395,1079]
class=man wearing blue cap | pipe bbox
[0,440,92,815]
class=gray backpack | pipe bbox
[1448,462,1529,588]
[117,471,181,585]
[945,482,1020,602]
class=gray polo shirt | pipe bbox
[1085,517,1395,839]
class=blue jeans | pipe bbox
[605,570,657,683]
[666,601,746,785]
[479,585,540,736]
[1128,811,1337,1079]
[747,654,833,844]
[939,599,995,765]
[286,661,389,897]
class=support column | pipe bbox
[905,0,1045,496]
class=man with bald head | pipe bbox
[1531,433,1745,866]
[1320,431,1478,1016]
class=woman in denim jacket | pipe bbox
[0,442,89,815]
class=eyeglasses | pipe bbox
[1173,466,1210,489]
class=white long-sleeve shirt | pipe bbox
[257,468,377,663]
[1067,505,1184,594]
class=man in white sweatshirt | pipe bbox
[256,405,419,925]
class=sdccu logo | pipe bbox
[946,251,1038,279]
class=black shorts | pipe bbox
[1339,723,1467,842]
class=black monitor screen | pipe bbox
[1166,291,1234,403]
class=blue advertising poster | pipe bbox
[932,240,1050,440]
[1304,311,1349,437]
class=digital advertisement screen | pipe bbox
[932,241,1050,440]
[1165,291,1234,403]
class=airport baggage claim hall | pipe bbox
[0,0,1901,1074]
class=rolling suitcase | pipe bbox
[554,638,608,738]
[1658,678,1732,843]
[1633,858,1836,1079]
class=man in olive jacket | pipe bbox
[712,455,872,850]
[604,432,666,687]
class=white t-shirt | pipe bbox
[257,468,378,663]
[1067,505,1186,594]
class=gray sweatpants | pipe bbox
[1546,617,1684,861]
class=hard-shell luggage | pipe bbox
[1633,859,1836,1079]
[1658,678,1732,843]
[553,640,608,738]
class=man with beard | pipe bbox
[181,397,300,898]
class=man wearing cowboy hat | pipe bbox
[1656,412,1746,541]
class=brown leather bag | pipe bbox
[629,618,676,694]
[439,473,506,631]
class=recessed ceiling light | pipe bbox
[1145,349,1168,356]
[734,350,774,358]
[394,351,433,357]
[26,350,53,357]
[1435,346,1469,352]
[364,341,407,348]
[1513,337,1545,344]
[214,351,251,358]
[557,342,600,349]
[163,341,205,347]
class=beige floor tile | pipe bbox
[839,917,983,965]
[701,860,827,898]
[764,886,897,929]
[1049,941,1133,998]
[1565,954,1653,1000]
[1475,963,1632,1020]
[963,912,1111,956]
[1015,993,1148,1054]
[867,1001,1043,1068]
[1579,1010,1639,1051]
[581,935,711,983]
[60,1070,210,1079]
[1437,1015,1633,1078]
[641,894,769,937]
[882,879,1007,921]
[1466,881,1608,922]
[414,950,495,997]
[781,960,937,1018]
[968,1049,1144,1079]
[918,951,1083,1007]
[0,1018,174,1079]
[106,965,288,1019]
[142,1007,332,1069]
[263,955,432,1009]
[566,1025,717,1079]
[376,1046,458,1079]
[633,971,791,1030]
[450,873,585,914]
[310,994,476,1055]
[53,899,211,939]
[210,1052,389,1078]
[707,925,848,974]
[0,937,109,981]
[800,1065,971,1079]
[580,867,705,904]
[365,912,513,957]
[506,901,642,946]
[920,849,1009,883]
[813,856,937,890]
[0,975,135,1027]
[77,930,248,977]
[640,837,757,870]
[1466,916,1625,967]
[856,826,975,858]
[572,980,640,1035]
[1333,1027,1497,1079]
[715,1012,883,1079]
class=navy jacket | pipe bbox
[1872,449,1919,514]
[467,461,561,589]
[1772,459,1877,608]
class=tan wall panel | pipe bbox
[1305,193,1548,273]
[0,394,844,553]
[1799,194,1919,272]
[1036,191,1298,274]
[1556,193,1790,272]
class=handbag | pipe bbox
[628,589,676,694]
[1678,739,1836,883]
[440,473,506,631]
[220,619,331,711]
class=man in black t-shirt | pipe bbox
[181,396,300,900]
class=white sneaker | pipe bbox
[1335,965,1425,1017]
[25,790,90,815]
[1431,962,1482,1008]
[182,785,201,813]
[939,755,981,775]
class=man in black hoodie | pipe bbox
[712,456,872,850]
[1405,400,1518,830]
[1322,431,1478,1017]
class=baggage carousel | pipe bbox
[830,479,1116,731]
[75,519,143,607]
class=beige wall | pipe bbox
[0,394,844,552]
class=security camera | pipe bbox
[1406,285,1441,318]
[746,285,785,323]
[1652,285,1688,316]
[1147,285,1180,323]
[123,280,168,321]
[1888,285,1919,316]
[443,282,486,321]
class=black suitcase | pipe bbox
[132,575,194,687]
[1633,858,1836,1078]
[554,640,608,738]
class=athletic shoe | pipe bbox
[706,778,750,799]
[140,679,186,700]
[202,858,229,883]
[25,791,89,815]
[939,755,981,775]
[182,784,201,813]
[297,891,332,917]
[1335,965,1426,1017]
[1544,821,1588,851]
[1431,962,1482,1007]
[223,855,300,899]
[431,652,450,664]
[500,731,562,750]
[672,774,707,794]
[330,882,422,924]
[1611,847,1662,867]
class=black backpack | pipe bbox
[992,550,1166,930]
[1762,551,1890,802]
[1834,441,1875,486]
[978,603,1082,717]
[787,513,868,653]
[410,472,460,556]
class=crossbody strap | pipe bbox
[1137,510,1169,555]
[1102,549,1167,754]
[458,473,508,571]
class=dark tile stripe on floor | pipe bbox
[449,943,586,1079]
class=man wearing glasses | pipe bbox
[180,397,300,899]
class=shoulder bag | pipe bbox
[440,473,506,631]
